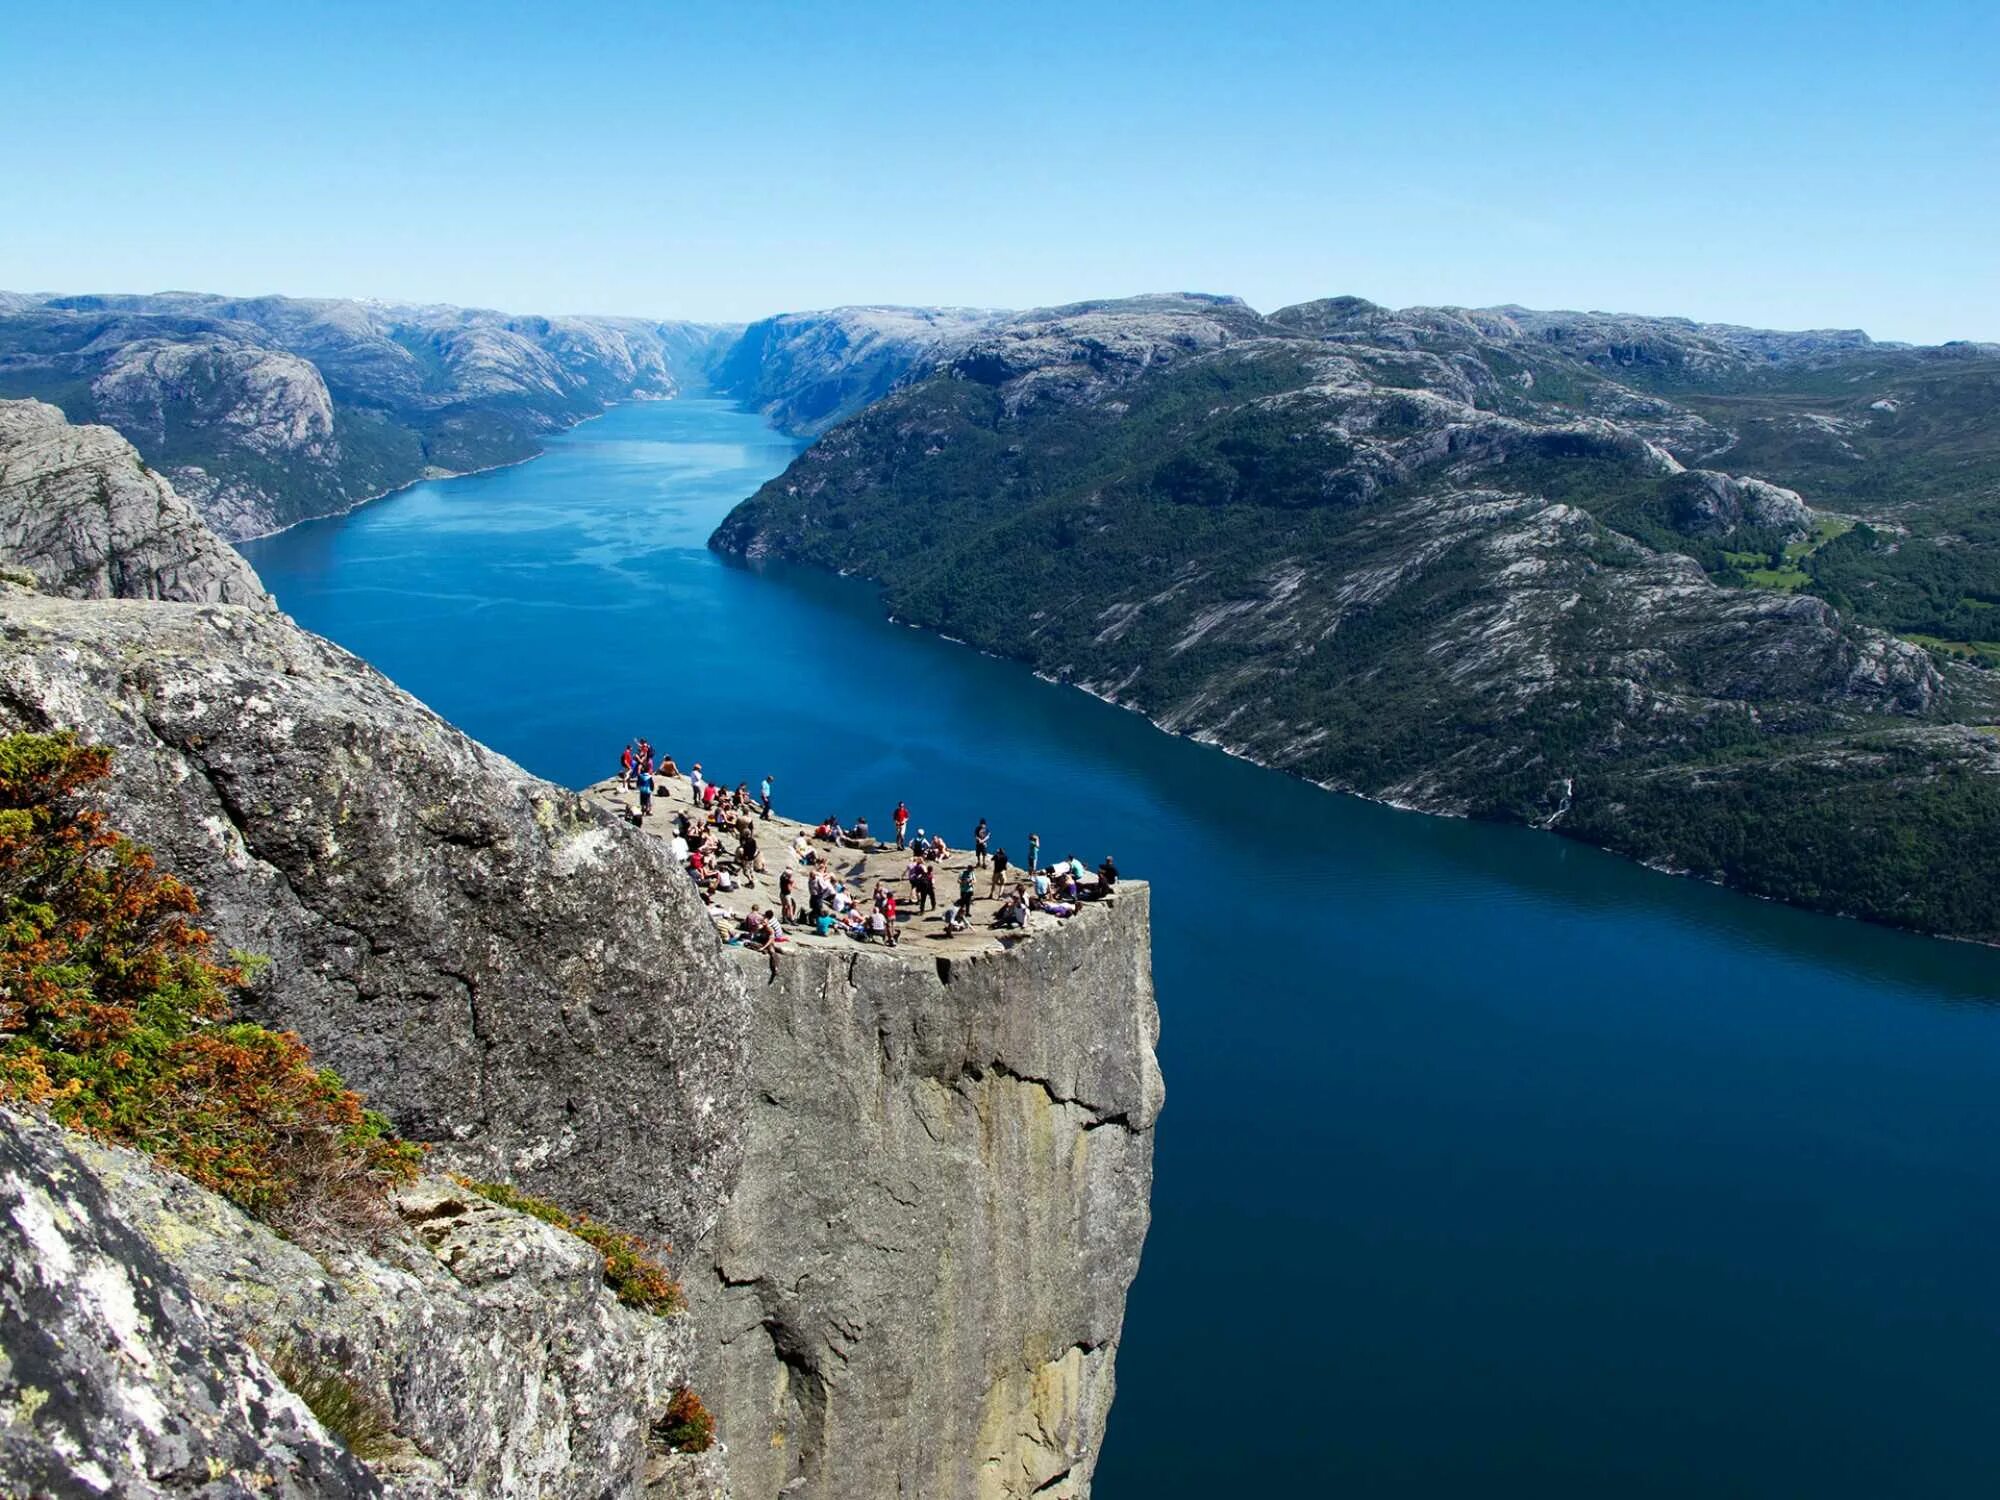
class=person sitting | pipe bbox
[942,905,970,935]
[745,907,784,976]
[1096,855,1118,897]
[993,889,1029,929]
[840,815,872,849]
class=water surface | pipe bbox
[243,398,2000,1499]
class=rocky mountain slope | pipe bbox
[714,293,2000,939]
[706,306,1007,435]
[0,402,1161,1497]
[0,397,269,604]
[0,292,734,538]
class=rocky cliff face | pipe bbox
[691,891,1160,1500]
[0,398,270,606]
[0,586,749,1244]
[0,1109,723,1499]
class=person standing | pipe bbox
[760,774,774,821]
[689,762,706,805]
[620,743,635,787]
[1027,832,1041,878]
[894,800,910,850]
[637,765,655,820]
[973,818,989,868]
[988,847,1010,897]
[958,863,976,919]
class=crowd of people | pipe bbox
[614,739,1122,975]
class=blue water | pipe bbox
[242,399,2000,1499]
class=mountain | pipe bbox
[0,292,734,538]
[714,293,2000,940]
[0,397,269,604]
[705,304,1009,435]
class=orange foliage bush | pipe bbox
[0,732,417,1238]
[657,1386,715,1453]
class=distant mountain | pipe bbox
[705,305,1010,435]
[714,293,2000,939]
[0,292,734,537]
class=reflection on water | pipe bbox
[243,397,2000,1499]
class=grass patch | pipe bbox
[0,733,418,1242]
[1727,517,1853,593]
[454,1175,684,1315]
[1903,633,2000,667]
[264,1344,400,1461]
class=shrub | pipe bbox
[656,1386,714,1454]
[0,731,418,1239]
[454,1175,685,1315]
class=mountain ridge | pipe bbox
[713,291,2000,940]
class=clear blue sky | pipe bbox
[5,0,1996,341]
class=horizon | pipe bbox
[5,283,1981,348]
[5,2,1997,345]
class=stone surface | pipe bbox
[1,1107,707,1499]
[0,1108,383,1499]
[687,889,1161,1500]
[0,398,271,606]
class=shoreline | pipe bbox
[825,579,1989,950]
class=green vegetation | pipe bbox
[1567,741,2000,938]
[264,1344,401,1461]
[1904,633,2000,668]
[1722,518,1854,592]
[455,1175,685,1316]
[0,732,419,1239]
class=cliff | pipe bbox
[696,895,1158,1499]
[0,393,1161,1495]
[0,398,269,606]
[588,782,1161,1498]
